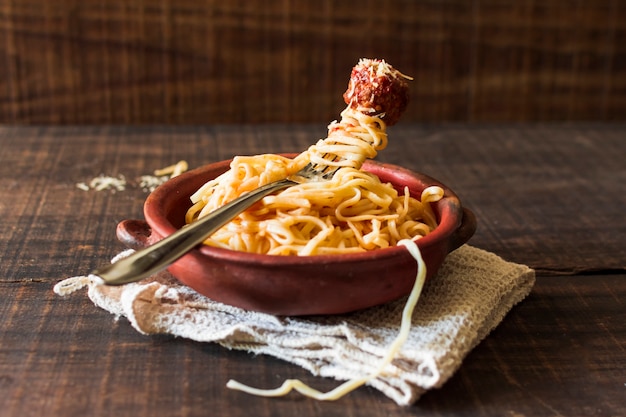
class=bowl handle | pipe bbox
[116,219,153,250]
[449,208,477,251]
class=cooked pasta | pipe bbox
[185,59,440,255]
[185,107,443,255]
[183,58,441,402]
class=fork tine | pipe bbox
[300,153,342,180]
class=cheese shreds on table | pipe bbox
[138,175,169,192]
[76,160,188,193]
[76,174,127,192]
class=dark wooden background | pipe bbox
[2,0,625,124]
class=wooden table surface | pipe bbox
[1,124,624,416]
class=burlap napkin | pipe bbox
[54,244,534,406]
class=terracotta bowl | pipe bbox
[116,156,476,316]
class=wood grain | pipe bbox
[0,125,624,417]
[1,1,625,124]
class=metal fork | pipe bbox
[91,159,341,285]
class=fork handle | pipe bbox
[92,178,295,285]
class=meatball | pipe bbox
[343,59,411,126]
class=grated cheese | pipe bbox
[76,160,188,193]
[138,175,169,192]
[76,174,127,192]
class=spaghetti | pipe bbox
[185,107,443,256]
[184,58,439,401]
[185,59,441,255]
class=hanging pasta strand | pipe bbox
[226,239,427,401]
